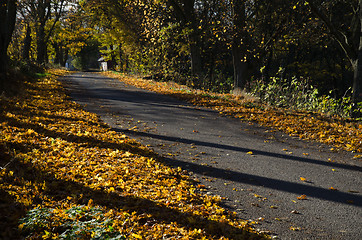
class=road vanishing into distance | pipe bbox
[62,72,362,240]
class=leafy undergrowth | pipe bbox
[104,72,362,155]
[0,69,267,239]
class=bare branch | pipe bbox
[304,0,357,63]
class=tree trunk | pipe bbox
[189,34,203,76]
[232,0,248,91]
[63,48,68,67]
[36,27,47,65]
[35,0,54,65]
[22,24,32,62]
[263,48,273,83]
[184,0,203,76]
[59,45,65,67]
[232,44,248,90]
[0,42,7,75]
[351,1,362,118]
[0,0,17,76]
[53,42,60,65]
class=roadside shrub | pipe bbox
[250,76,360,118]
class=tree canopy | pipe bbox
[2,0,361,117]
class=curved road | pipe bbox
[62,72,362,240]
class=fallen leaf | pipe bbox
[297,194,307,200]
[348,190,359,193]
[290,226,301,231]
[132,233,143,239]
[300,177,307,182]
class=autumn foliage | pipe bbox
[0,70,266,239]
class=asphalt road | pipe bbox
[62,72,362,240]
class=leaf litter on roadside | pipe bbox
[0,70,267,239]
[104,72,362,154]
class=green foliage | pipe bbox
[251,76,360,118]
[35,72,51,78]
[72,56,87,71]
[251,76,318,109]
[20,207,54,232]
[207,71,234,94]
[20,206,125,240]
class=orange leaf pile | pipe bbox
[0,70,267,239]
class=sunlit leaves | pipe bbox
[0,70,264,239]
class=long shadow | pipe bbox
[4,157,264,239]
[62,74,217,115]
[2,104,102,128]
[8,111,358,175]
[119,128,362,172]
[62,74,361,173]
[7,109,360,206]
[1,114,156,158]
[5,104,361,207]
[5,117,361,207]
[161,157,362,207]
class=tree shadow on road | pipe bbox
[120,128,362,172]
[161,157,362,207]
[116,129,362,207]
